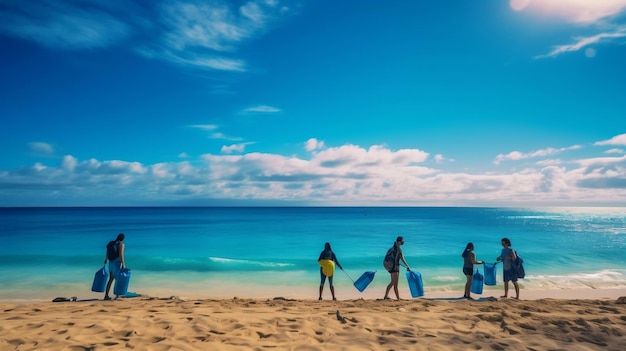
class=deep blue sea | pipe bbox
[1,207,625,301]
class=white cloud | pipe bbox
[519,0,626,24]
[594,133,626,146]
[538,29,626,58]
[210,132,243,141]
[178,152,189,158]
[0,1,131,49]
[494,145,581,164]
[310,144,429,171]
[189,124,218,131]
[574,154,626,168]
[28,142,55,154]
[242,105,281,113]
[517,0,626,59]
[221,142,254,154]
[161,2,246,52]
[305,138,325,152]
[2,141,626,206]
[61,155,77,171]
[240,2,266,25]
[0,1,294,71]
[159,51,247,71]
[605,148,625,154]
[145,0,293,71]
[434,154,454,164]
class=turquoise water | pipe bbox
[1,207,625,300]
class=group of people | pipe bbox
[318,236,521,301]
[462,237,521,300]
[103,233,521,301]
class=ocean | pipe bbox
[1,207,625,301]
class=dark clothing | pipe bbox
[462,250,477,276]
[106,240,121,261]
[320,269,334,286]
[462,251,473,268]
[462,250,475,268]
[318,249,343,270]
[384,244,402,273]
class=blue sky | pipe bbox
[1,0,625,206]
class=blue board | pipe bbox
[471,269,484,294]
[484,263,497,286]
[114,268,131,296]
[91,266,108,293]
[406,271,424,298]
[353,271,375,292]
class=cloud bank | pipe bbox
[2,135,625,206]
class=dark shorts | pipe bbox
[463,267,473,276]
[503,269,518,282]
[388,268,399,273]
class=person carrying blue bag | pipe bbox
[496,237,520,299]
[103,233,126,300]
[461,242,484,299]
[383,236,411,300]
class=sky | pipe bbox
[1,0,625,207]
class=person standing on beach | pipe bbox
[318,242,343,301]
[383,236,411,300]
[462,242,484,299]
[104,233,126,300]
[496,237,520,299]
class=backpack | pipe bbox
[383,246,397,272]
[513,250,525,279]
[107,240,120,261]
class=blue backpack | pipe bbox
[513,250,525,279]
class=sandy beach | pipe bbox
[2,289,625,351]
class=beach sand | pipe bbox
[2,289,626,351]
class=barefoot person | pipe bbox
[462,242,484,299]
[383,236,411,300]
[104,233,126,300]
[317,242,343,301]
[496,237,520,299]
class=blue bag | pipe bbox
[484,263,497,286]
[114,268,131,296]
[354,271,375,292]
[471,269,484,294]
[406,271,424,298]
[513,251,525,278]
[91,265,108,292]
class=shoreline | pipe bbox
[2,286,625,303]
